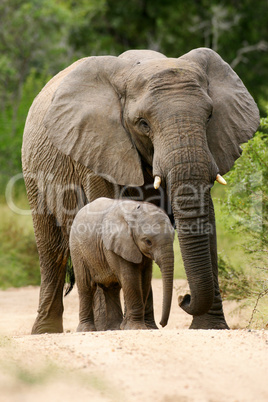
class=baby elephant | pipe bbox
[70,197,175,331]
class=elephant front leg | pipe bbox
[144,287,158,329]
[119,263,148,330]
[189,196,229,330]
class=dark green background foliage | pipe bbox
[0,0,267,311]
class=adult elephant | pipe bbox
[22,48,259,334]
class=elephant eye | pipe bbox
[207,112,212,123]
[138,118,150,133]
[144,238,152,246]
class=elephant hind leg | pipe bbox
[31,214,69,334]
[22,170,72,334]
[102,284,123,330]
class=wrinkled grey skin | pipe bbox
[22,47,259,334]
[70,198,174,331]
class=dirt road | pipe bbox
[0,279,267,402]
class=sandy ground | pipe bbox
[0,279,267,402]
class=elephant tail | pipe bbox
[64,257,76,296]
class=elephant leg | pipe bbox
[31,213,69,334]
[77,285,97,332]
[93,286,107,331]
[119,263,147,330]
[26,169,86,334]
[144,287,158,329]
[103,284,123,330]
[189,196,229,330]
[72,256,97,332]
[141,259,158,329]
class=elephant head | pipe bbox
[44,48,259,317]
[101,200,175,327]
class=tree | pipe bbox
[187,1,268,111]
[0,0,71,181]
[67,0,267,112]
[0,0,267,185]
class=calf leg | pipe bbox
[103,284,123,330]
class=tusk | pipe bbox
[154,176,161,189]
[216,174,227,185]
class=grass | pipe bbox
[248,290,268,329]
[212,184,249,268]
[0,194,40,289]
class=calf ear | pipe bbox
[102,212,142,264]
[44,56,144,187]
[180,48,260,175]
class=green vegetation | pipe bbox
[223,116,268,261]
[0,1,267,328]
[217,253,252,301]
[0,201,39,289]
[220,116,268,325]
[0,0,267,186]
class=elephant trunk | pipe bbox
[174,202,214,317]
[155,244,174,327]
[155,125,215,317]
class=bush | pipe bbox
[0,204,40,289]
[221,114,268,324]
[218,253,252,300]
[224,115,268,257]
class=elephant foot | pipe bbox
[105,322,122,331]
[31,316,63,334]
[120,320,148,330]
[189,314,229,330]
[77,322,97,332]
[145,320,158,330]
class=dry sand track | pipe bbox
[0,279,267,402]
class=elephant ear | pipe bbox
[180,48,260,175]
[44,56,144,186]
[102,209,142,264]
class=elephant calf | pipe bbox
[70,197,175,331]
